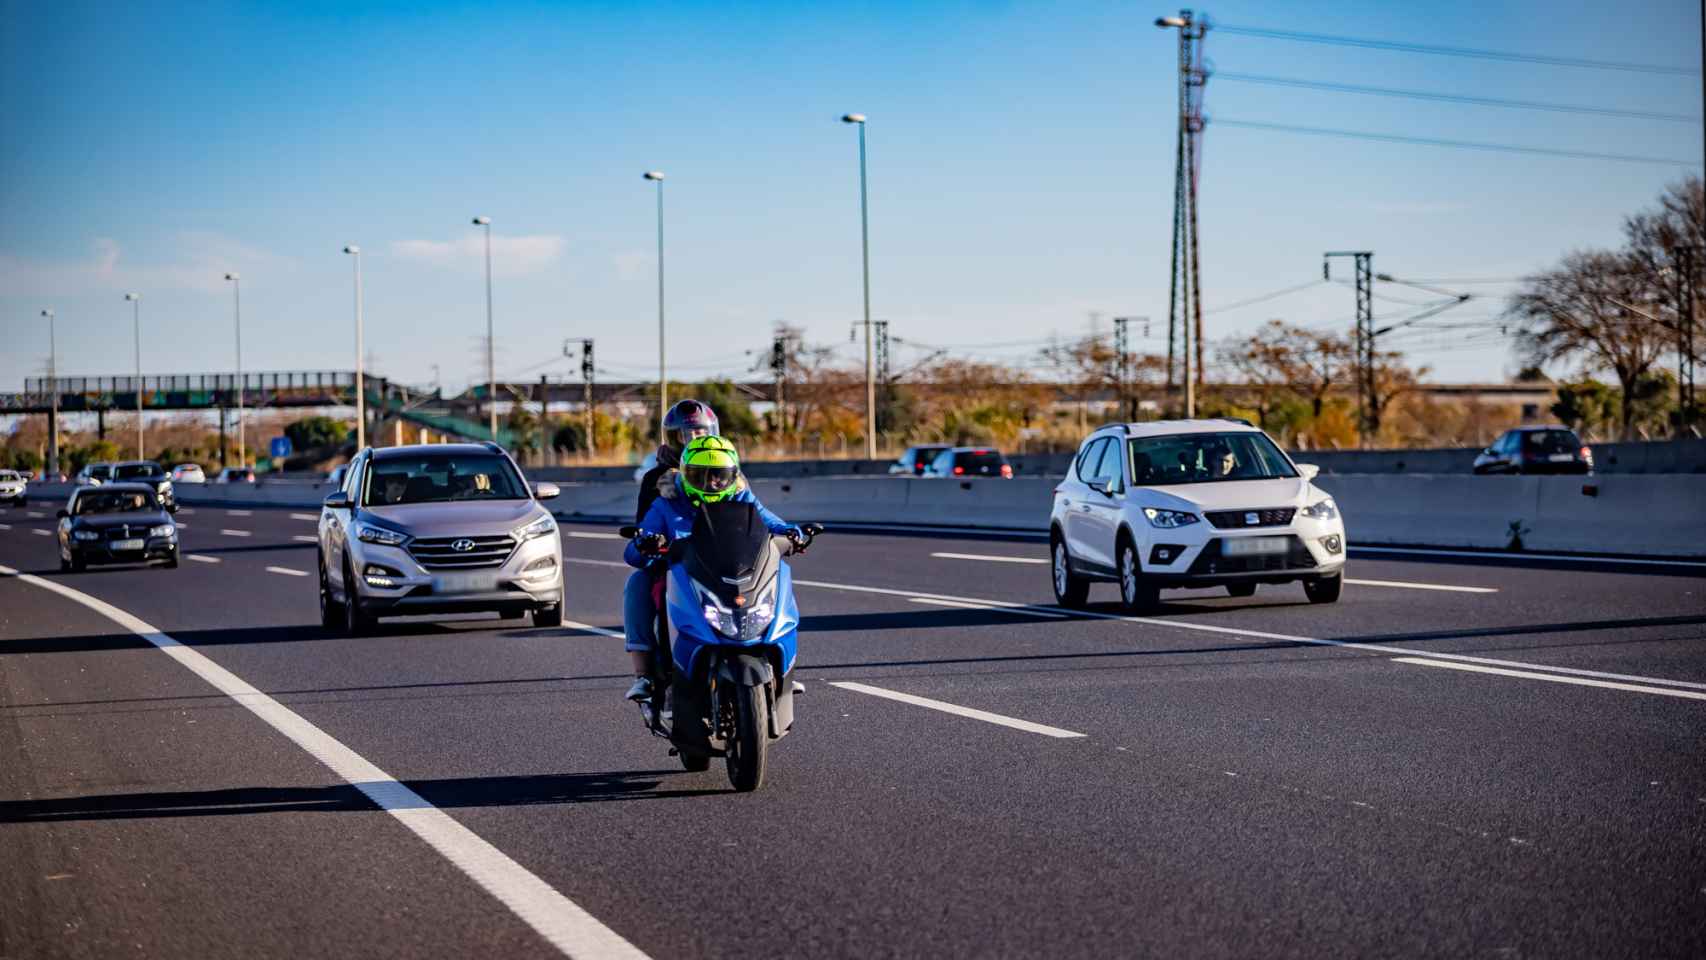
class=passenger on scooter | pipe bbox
[622,435,801,702]
[623,400,720,698]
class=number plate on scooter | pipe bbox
[1222,536,1288,557]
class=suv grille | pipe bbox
[1204,507,1296,529]
[408,535,516,569]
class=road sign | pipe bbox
[270,436,292,458]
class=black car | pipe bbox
[888,444,951,476]
[1472,426,1594,475]
[56,483,179,571]
[111,459,176,509]
[923,446,1013,478]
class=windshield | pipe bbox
[115,463,164,480]
[1128,432,1299,485]
[1522,430,1581,454]
[0,471,17,482]
[364,453,527,505]
[76,490,157,514]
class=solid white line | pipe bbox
[31,529,50,536]
[1344,578,1497,594]
[561,618,625,640]
[186,554,220,564]
[227,509,252,517]
[1392,657,1706,701]
[291,512,319,521]
[1350,545,1706,570]
[293,535,318,543]
[266,566,310,578]
[830,681,1086,738]
[931,551,1048,565]
[220,529,251,537]
[907,597,1067,619]
[791,578,1706,692]
[0,562,650,960]
[567,531,623,540]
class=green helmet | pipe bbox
[680,435,742,503]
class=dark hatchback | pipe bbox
[56,483,180,571]
[925,446,1014,478]
[1472,426,1594,475]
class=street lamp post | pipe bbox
[643,171,667,437]
[125,293,143,457]
[841,113,876,459]
[473,216,495,441]
[224,273,244,467]
[40,309,58,478]
[343,246,366,450]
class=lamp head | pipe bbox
[124,293,140,302]
[1156,16,1188,27]
[224,272,239,281]
[841,113,866,124]
[41,309,53,318]
[643,170,665,181]
[472,215,491,226]
[343,245,360,254]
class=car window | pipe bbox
[343,457,363,497]
[1128,432,1298,485]
[75,490,155,514]
[0,471,16,482]
[1076,437,1110,483]
[362,453,526,505]
[913,447,945,470]
[114,463,163,480]
[928,449,955,474]
[1522,430,1580,454]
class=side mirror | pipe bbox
[56,508,69,519]
[532,481,560,501]
[1086,479,1113,497]
[1296,464,1320,481]
[618,525,641,539]
[323,491,351,510]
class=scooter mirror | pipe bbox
[618,525,640,539]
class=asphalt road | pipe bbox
[1,502,1703,959]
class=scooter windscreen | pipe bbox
[686,501,775,601]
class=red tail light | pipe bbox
[1000,464,1013,478]
[953,465,965,476]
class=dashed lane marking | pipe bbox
[908,597,1068,619]
[25,511,44,518]
[830,681,1087,738]
[186,554,220,564]
[31,529,50,536]
[931,551,1048,564]
[1343,578,1497,594]
[0,562,651,960]
[1393,657,1706,701]
[0,523,11,530]
[567,531,624,540]
[227,509,252,516]
[562,619,625,640]
[220,529,251,537]
[266,566,310,577]
[291,513,318,521]
[293,535,318,543]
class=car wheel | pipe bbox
[318,553,343,630]
[163,552,179,569]
[1050,532,1090,608]
[59,553,69,573]
[1303,572,1343,604]
[70,554,85,573]
[342,557,373,635]
[532,580,565,628]
[1226,582,1257,598]
[1117,539,1159,612]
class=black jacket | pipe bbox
[636,464,670,523]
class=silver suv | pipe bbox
[317,442,565,634]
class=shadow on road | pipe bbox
[0,770,722,823]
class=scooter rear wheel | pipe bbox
[726,682,769,792]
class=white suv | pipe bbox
[1050,420,1346,610]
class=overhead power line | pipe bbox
[1215,24,1701,76]
[1215,72,1700,123]
[1204,279,1327,315]
[1213,119,1697,167]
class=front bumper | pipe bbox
[1140,516,1346,585]
[69,536,178,565]
[347,533,563,615]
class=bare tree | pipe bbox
[1219,319,1352,419]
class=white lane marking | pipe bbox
[791,579,1706,692]
[567,531,623,540]
[177,508,196,515]
[1350,545,1706,570]
[293,535,318,543]
[173,521,189,528]
[1393,657,1706,701]
[561,619,625,640]
[0,523,11,530]
[931,551,1048,565]
[565,558,628,569]
[291,512,319,521]
[0,563,651,960]
[830,681,1086,738]
[907,597,1067,619]
[186,554,221,564]
[1344,578,1497,594]
[266,566,310,578]
[220,529,251,537]
[25,511,44,518]
[31,529,50,536]
[227,509,252,516]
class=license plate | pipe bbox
[1222,536,1288,557]
[434,571,498,593]
[112,539,145,551]
[1548,453,1573,462]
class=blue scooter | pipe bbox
[622,501,823,792]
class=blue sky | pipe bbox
[2,0,1700,393]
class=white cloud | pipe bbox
[390,234,565,277]
[0,233,296,297]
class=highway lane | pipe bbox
[2,504,1703,958]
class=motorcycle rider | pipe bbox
[622,434,800,702]
[623,400,720,696]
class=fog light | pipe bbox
[522,555,557,579]
[1149,544,1185,565]
[1320,534,1343,555]
[364,563,402,588]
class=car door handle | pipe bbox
[1078,504,1092,513]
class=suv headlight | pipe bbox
[1300,498,1338,520]
[1142,507,1200,529]
[513,514,557,542]
[355,522,410,546]
[149,524,175,538]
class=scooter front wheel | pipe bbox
[679,751,711,773]
[726,682,769,792]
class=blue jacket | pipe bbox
[623,476,795,569]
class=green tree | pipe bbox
[684,380,762,442]
[284,416,349,451]
[1551,380,1621,438]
